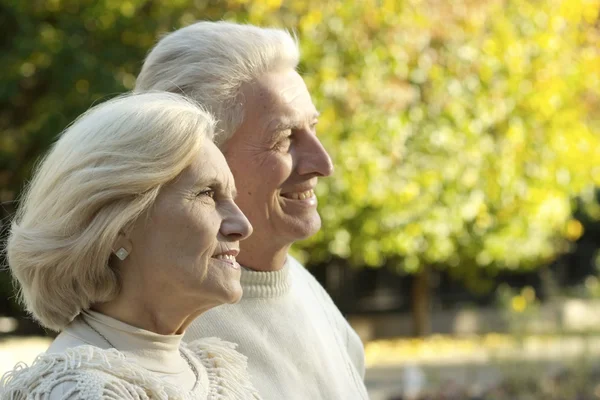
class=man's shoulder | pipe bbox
[287,255,318,283]
[287,255,336,303]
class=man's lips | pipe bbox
[281,189,315,200]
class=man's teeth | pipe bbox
[214,254,236,261]
[285,189,315,200]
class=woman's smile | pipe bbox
[211,249,241,269]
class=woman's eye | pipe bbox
[197,189,215,199]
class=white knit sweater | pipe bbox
[0,312,260,400]
[185,256,369,400]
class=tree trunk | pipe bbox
[411,266,431,337]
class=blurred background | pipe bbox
[1,0,600,398]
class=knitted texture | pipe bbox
[0,338,260,400]
[185,256,369,400]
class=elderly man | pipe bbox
[135,21,368,400]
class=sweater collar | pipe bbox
[239,256,291,298]
[75,310,187,375]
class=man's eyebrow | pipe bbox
[270,119,295,131]
[267,129,292,145]
[268,111,320,132]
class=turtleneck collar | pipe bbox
[239,256,292,298]
[75,310,187,374]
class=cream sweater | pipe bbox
[0,311,260,399]
[185,256,369,400]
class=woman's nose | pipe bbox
[220,201,253,241]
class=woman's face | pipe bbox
[125,141,252,308]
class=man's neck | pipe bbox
[238,244,290,272]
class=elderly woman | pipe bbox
[0,92,259,399]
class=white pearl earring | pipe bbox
[115,248,129,261]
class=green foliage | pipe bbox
[0,0,221,206]
[292,0,600,283]
[0,0,599,309]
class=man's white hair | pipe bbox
[134,21,300,147]
[6,92,215,331]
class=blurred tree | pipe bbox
[1,0,599,336]
[292,0,600,335]
[0,0,212,327]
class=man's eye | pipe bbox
[197,189,215,199]
[273,135,292,150]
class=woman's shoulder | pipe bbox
[2,341,261,400]
[32,370,145,400]
[184,336,249,370]
[183,338,261,399]
[184,336,239,355]
[0,345,163,400]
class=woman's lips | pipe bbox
[211,249,240,269]
[212,254,236,261]
[211,254,240,269]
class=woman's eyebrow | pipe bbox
[194,177,238,197]
[192,177,218,189]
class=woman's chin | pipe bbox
[203,259,243,304]
[217,281,243,305]
[226,285,243,304]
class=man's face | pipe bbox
[223,69,334,259]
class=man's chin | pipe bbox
[279,214,322,242]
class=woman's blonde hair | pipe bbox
[6,92,215,331]
[134,21,299,147]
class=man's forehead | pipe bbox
[265,84,318,119]
[249,71,314,108]
[237,70,319,141]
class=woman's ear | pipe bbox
[112,234,133,261]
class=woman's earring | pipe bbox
[115,248,129,261]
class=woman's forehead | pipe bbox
[179,146,234,190]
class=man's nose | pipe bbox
[295,134,334,178]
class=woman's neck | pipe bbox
[93,292,215,335]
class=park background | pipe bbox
[1,0,600,398]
